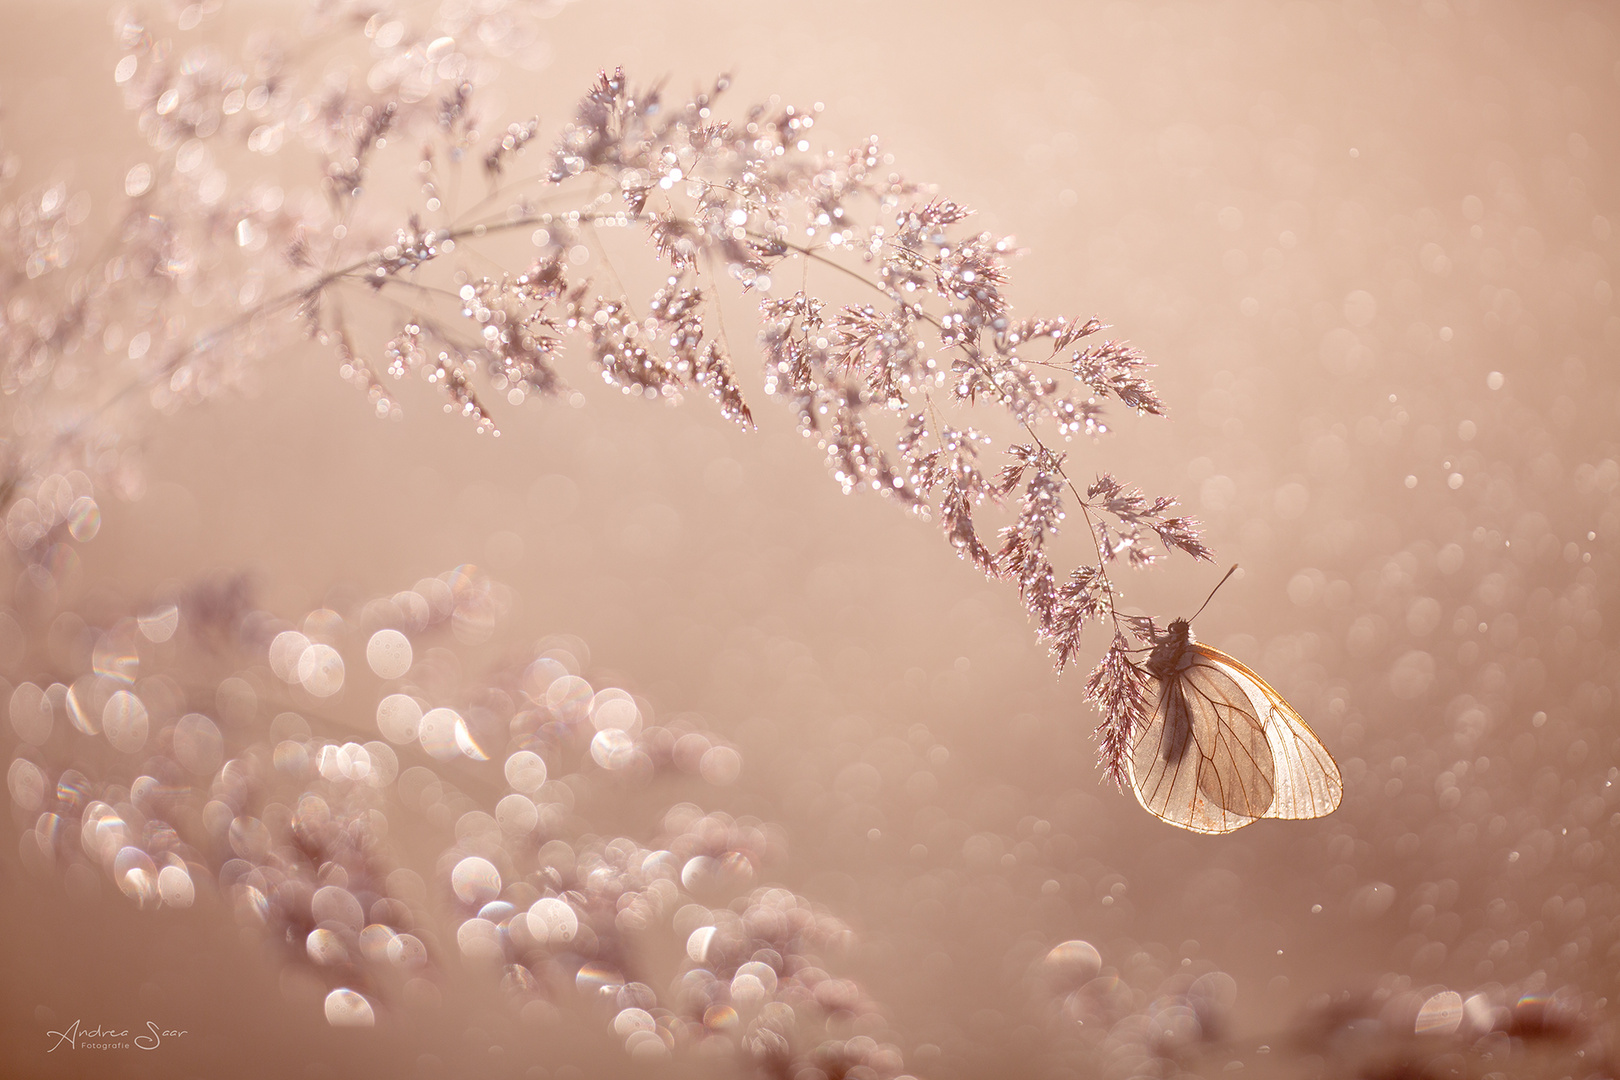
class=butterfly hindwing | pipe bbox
[1187,643,1344,821]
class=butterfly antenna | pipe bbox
[1189,564,1240,622]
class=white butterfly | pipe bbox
[1127,588,1343,834]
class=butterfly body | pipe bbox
[1129,617,1342,834]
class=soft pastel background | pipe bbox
[2,1,1616,1077]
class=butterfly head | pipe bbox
[1146,617,1195,677]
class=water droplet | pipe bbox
[124,163,152,197]
[307,927,349,965]
[528,897,579,945]
[7,757,47,810]
[1416,990,1464,1035]
[358,924,398,963]
[496,793,539,834]
[453,715,489,760]
[504,750,548,793]
[1043,940,1102,988]
[386,933,428,969]
[1343,289,1377,326]
[312,884,365,929]
[613,1007,655,1037]
[456,917,504,961]
[733,961,778,998]
[9,682,53,745]
[173,713,223,776]
[324,989,375,1027]
[590,728,636,770]
[365,629,413,679]
[269,631,310,682]
[685,924,717,963]
[1350,881,1396,919]
[700,745,742,785]
[92,629,138,685]
[590,690,641,733]
[546,675,594,722]
[418,707,461,760]
[114,846,158,906]
[158,863,194,908]
[102,690,149,754]
[451,856,502,906]
[297,643,345,696]
[137,603,179,642]
[376,693,423,744]
[66,496,100,541]
[703,1004,738,1031]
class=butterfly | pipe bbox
[1127,569,1343,834]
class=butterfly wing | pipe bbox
[1188,643,1344,821]
[1128,650,1278,834]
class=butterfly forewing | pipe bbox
[1188,643,1344,821]
[1129,651,1277,834]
